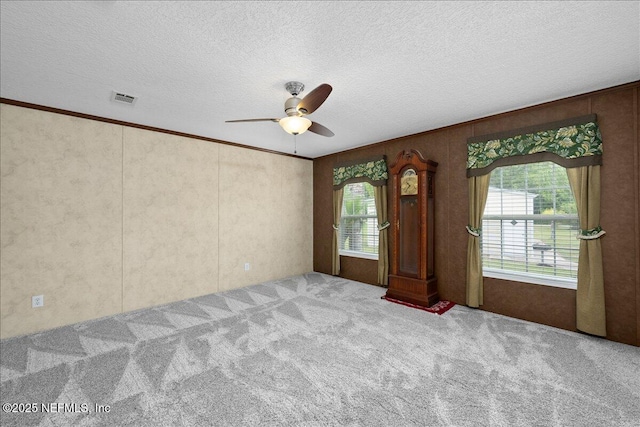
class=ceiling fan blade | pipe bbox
[297,84,332,115]
[308,121,334,137]
[225,118,279,123]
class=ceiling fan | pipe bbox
[225,81,334,137]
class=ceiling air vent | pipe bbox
[111,91,137,106]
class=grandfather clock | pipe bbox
[386,149,439,307]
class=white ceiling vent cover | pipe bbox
[111,91,137,106]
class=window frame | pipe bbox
[481,162,579,290]
[339,182,379,260]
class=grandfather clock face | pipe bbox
[400,169,418,195]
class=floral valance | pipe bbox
[467,114,602,177]
[333,156,388,189]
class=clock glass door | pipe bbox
[399,195,419,277]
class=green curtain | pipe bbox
[374,185,389,286]
[465,115,606,335]
[467,115,602,177]
[333,157,388,189]
[332,187,344,276]
[566,166,606,336]
[466,174,491,307]
[333,156,388,282]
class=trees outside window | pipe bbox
[482,162,579,288]
[340,182,378,258]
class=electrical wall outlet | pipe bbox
[32,295,44,308]
[244,263,250,271]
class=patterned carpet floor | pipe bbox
[1,273,639,426]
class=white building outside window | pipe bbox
[482,162,579,289]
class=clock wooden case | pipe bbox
[386,149,439,307]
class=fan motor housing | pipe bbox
[284,96,303,116]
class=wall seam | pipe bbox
[634,87,639,347]
[445,131,451,300]
[217,147,221,293]
[121,126,125,314]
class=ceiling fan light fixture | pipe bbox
[279,116,312,135]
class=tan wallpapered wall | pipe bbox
[0,104,313,339]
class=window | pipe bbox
[340,182,378,259]
[482,162,579,289]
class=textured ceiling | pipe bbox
[1,1,638,158]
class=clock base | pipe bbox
[386,275,439,308]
